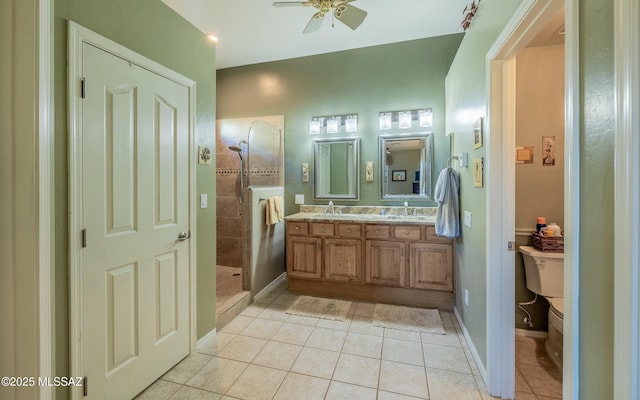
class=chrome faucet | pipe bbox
[328,201,334,215]
[403,201,409,216]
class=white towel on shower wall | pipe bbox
[274,196,284,222]
[435,167,460,238]
[265,196,284,225]
[266,197,278,225]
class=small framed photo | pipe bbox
[473,157,484,187]
[542,136,556,166]
[516,146,534,164]
[473,118,483,149]
[392,170,406,181]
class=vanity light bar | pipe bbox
[309,114,358,135]
[378,108,433,130]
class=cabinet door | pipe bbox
[287,236,322,279]
[365,240,405,287]
[325,238,362,283]
[409,243,453,292]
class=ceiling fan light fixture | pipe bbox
[274,0,368,33]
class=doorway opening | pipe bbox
[484,0,578,398]
[513,6,565,398]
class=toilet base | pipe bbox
[545,320,563,372]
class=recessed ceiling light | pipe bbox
[207,34,218,43]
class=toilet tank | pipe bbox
[519,245,564,297]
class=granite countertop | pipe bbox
[284,212,436,225]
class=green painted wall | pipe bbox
[54,0,217,394]
[216,35,464,213]
[579,0,614,397]
[0,1,39,398]
[445,0,523,364]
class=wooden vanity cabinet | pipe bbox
[365,240,405,286]
[409,242,453,291]
[325,238,362,282]
[286,221,363,283]
[324,223,362,283]
[286,222,322,279]
[286,219,455,309]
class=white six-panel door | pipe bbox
[79,41,191,399]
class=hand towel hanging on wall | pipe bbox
[274,196,284,222]
[435,167,460,238]
[266,197,279,225]
[265,196,284,225]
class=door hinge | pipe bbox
[507,241,515,252]
[81,229,87,248]
[81,78,86,98]
[83,376,87,396]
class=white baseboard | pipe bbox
[453,307,488,384]
[196,328,217,348]
[515,328,548,339]
[253,272,287,303]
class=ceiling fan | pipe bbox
[273,0,368,34]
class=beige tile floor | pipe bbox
[137,279,506,400]
[514,336,562,399]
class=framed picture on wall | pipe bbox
[473,117,483,149]
[473,157,484,187]
[516,146,534,164]
[542,136,556,166]
[392,170,406,181]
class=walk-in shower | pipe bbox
[216,117,284,327]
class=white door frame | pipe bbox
[38,0,54,399]
[67,22,197,399]
[484,0,575,398]
[614,0,640,398]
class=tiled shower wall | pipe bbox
[215,116,284,268]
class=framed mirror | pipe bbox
[380,133,433,200]
[314,137,359,200]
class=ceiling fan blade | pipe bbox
[334,3,367,30]
[273,1,311,7]
[303,12,325,34]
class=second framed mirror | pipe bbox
[380,133,433,200]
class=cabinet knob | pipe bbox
[295,226,300,230]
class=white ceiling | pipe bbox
[161,0,471,69]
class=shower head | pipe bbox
[229,139,248,160]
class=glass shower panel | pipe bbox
[246,120,282,186]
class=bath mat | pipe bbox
[286,296,352,321]
[373,303,445,335]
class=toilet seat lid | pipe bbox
[549,297,564,316]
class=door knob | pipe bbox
[177,231,191,241]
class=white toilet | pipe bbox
[519,245,564,370]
